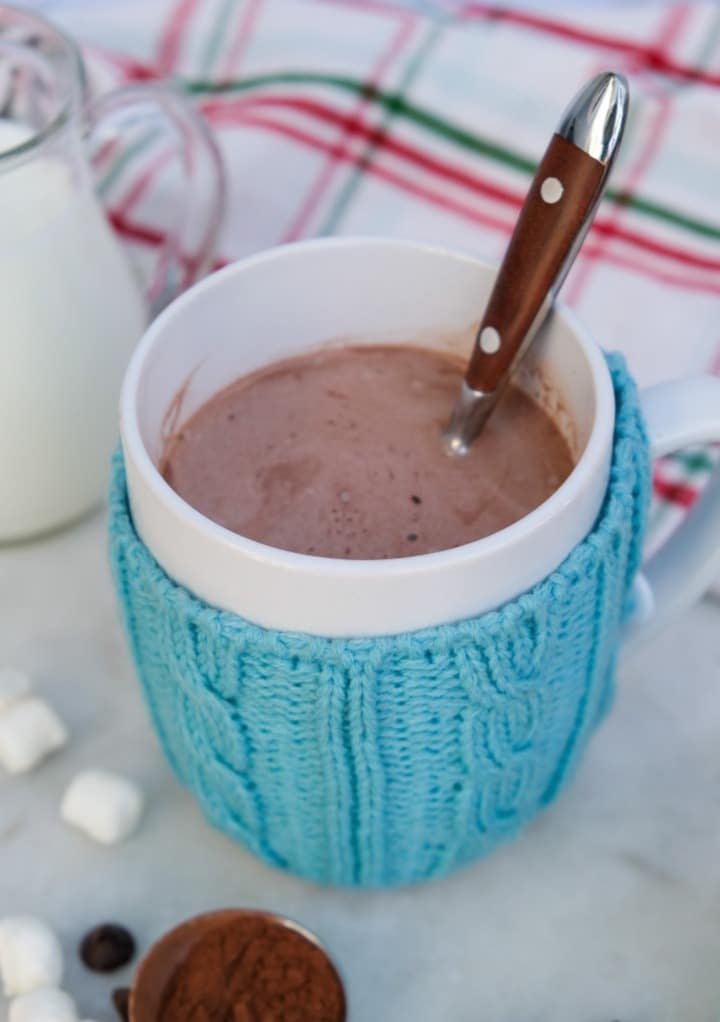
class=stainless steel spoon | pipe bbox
[443,71,629,456]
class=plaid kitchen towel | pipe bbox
[27,0,720,567]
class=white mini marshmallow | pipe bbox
[0,698,68,775]
[8,988,77,1022]
[0,669,31,713]
[60,769,144,845]
[0,916,63,997]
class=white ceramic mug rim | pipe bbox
[120,236,615,581]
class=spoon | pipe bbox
[129,909,346,1022]
[443,71,629,456]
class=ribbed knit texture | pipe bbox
[109,354,650,887]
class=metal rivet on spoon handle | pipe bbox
[443,71,629,456]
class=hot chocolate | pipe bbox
[161,344,574,559]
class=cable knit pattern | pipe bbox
[109,355,650,887]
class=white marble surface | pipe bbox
[1,509,720,1022]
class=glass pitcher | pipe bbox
[0,4,225,542]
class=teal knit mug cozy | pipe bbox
[111,240,720,888]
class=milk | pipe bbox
[0,119,146,540]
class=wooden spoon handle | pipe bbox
[465,132,605,395]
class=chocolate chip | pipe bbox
[112,987,130,1021]
[406,533,418,542]
[80,924,136,972]
[411,495,422,504]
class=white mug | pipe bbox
[120,238,720,638]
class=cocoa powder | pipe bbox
[156,915,345,1022]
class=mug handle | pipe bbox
[624,376,720,646]
[85,83,227,317]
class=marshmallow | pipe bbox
[60,770,144,845]
[8,988,77,1022]
[0,698,68,775]
[0,669,31,713]
[0,916,63,996]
